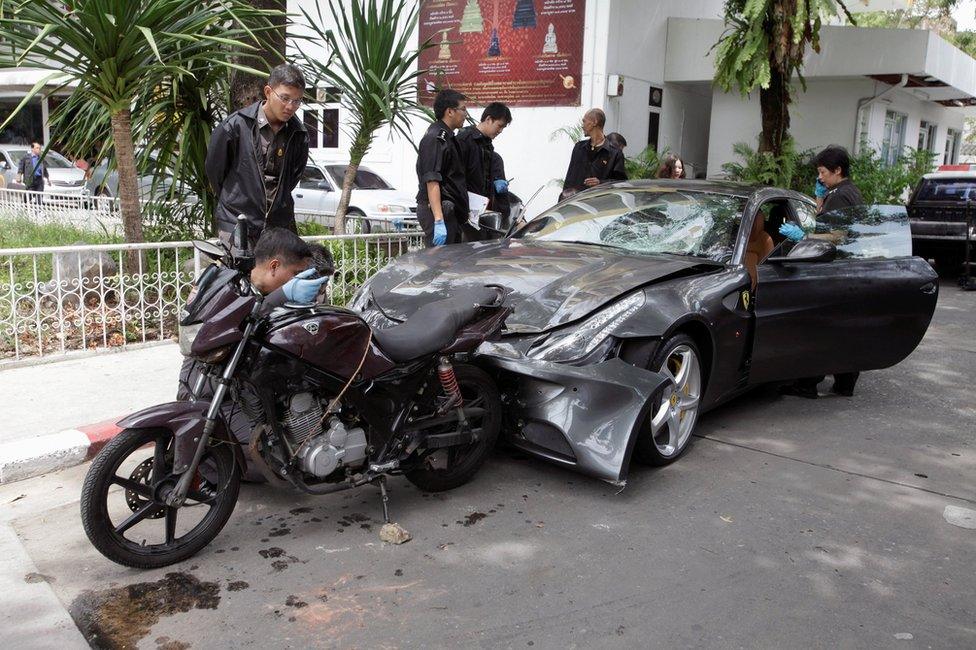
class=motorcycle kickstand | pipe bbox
[378,475,391,524]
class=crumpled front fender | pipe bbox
[117,401,241,472]
[481,356,669,485]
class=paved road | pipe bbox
[2,284,974,649]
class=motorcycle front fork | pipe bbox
[167,316,258,507]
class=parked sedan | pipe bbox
[0,145,88,199]
[293,162,417,233]
[351,180,938,486]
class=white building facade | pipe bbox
[290,0,976,215]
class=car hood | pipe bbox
[363,239,717,332]
[352,189,416,210]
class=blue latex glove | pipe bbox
[282,268,329,303]
[814,179,827,198]
[432,219,448,246]
[493,179,509,194]
[779,223,806,242]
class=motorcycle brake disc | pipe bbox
[125,458,165,519]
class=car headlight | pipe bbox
[375,203,409,214]
[526,293,644,363]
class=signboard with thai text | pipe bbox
[418,0,586,107]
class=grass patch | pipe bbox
[0,216,120,249]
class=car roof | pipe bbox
[921,171,976,179]
[596,178,779,199]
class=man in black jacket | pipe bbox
[561,108,627,199]
[16,142,50,205]
[206,64,309,246]
[456,102,512,229]
[416,89,470,247]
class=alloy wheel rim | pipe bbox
[651,344,701,458]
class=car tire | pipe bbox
[633,333,703,467]
[347,210,371,235]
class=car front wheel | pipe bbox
[633,333,703,466]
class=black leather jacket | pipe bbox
[205,101,309,234]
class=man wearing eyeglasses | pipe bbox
[206,64,310,246]
[416,89,470,247]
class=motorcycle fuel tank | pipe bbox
[264,306,395,381]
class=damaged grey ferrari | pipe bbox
[350,180,938,486]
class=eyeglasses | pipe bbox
[272,89,303,107]
[451,106,468,114]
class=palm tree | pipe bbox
[713,0,854,156]
[0,0,277,245]
[297,0,434,235]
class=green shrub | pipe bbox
[722,139,937,205]
[625,146,669,180]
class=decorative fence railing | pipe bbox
[0,232,424,366]
[0,187,420,235]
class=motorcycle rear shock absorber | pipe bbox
[437,356,463,410]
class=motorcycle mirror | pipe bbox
[192,240,227,261]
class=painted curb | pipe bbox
[0,419,122,485]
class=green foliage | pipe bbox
[0,0,279,242]
[296,0,433,234]
[722,139,938,204]
[721,139,815,191]
[625,146,669,180]
[849,147,937,205]
[548,124,584,144]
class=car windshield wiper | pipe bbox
[553,239,626,250]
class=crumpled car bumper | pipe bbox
[478,355,669,485]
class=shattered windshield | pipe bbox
[513,188,747,259]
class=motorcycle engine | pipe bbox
[283,393,367,478]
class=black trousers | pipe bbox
[417,200,460,247]
[26,180,44,205]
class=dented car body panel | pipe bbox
[484,356,669,484]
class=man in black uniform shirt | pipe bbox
[456,102,513,235]
[561,108,627,199]
[416,89,469,247]
[781,145,864,399]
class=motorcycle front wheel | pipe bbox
[80,427,240,568]
[405,364,502,492]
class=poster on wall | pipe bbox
[418,0,586,108]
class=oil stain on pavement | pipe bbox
[70,572,219,649]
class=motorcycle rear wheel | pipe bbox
[80,427,240,568]
[405,364,501,492]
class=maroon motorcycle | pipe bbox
[80,225,510,568]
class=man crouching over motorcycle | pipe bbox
[177,228,331,468]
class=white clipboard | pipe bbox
[467,191,489,229]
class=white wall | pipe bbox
[659,82,712,175]
[706,78,968,175]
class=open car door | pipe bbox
[748,204,939,385]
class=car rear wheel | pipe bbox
[633,334,702,466]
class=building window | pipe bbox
[303,106,339,149]
[917,121,937,152]
[945,128,961,165]
[0,98,43,145]
[881,110,907,166]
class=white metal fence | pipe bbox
[0,232,423,367]
[0,187,420,235]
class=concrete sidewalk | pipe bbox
[0,343,183,483]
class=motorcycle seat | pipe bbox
[371,286,502,363]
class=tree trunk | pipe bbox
[229,0,287,111]
[758,63,791,156]
[335,133,372,236]
[110,108,144,249]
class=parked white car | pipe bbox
[0,145,88,201]
[293,162,417,233]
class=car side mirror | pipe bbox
[316,181,332,191]
[767,239,837,264]
[0,161,9,170]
